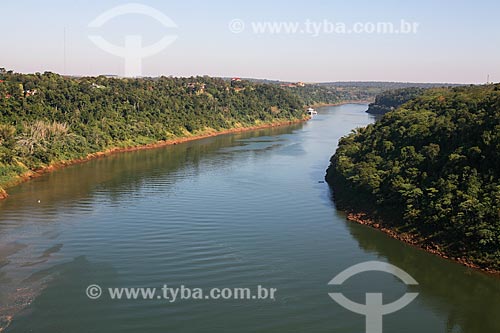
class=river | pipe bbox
[0,104,499,332]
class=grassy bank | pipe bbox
[0,117,307,199]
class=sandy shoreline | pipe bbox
[0,118,307,200]
[344,211,500,276]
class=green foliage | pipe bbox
[366,87,426,114]
[326,84,500,269]
[282,85,343,105]
[282,84,379,106]
[0,71,305,186]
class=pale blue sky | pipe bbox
[1,0,499,83]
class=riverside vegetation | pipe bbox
[0,70,310,197]
[2,69,419,197]
[326,84,500,270]
[365,87,425,115]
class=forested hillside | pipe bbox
[0,70,306,196]
[281,84,375,106]
[366,87,425,114]
[326,84,500,270]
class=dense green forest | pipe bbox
[326,84,500,270]
[366,87,425,114]
[290,82,461,107]
[0,70,307,195]
[245,79,457,106]
[281,84,375,106]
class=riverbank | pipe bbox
[342,210,500,276]
[0,118,307,200]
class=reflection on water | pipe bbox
[0,104,498,333]
[344,219,500,332]
[0,124,305,330]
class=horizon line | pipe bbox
[0,68,481,86]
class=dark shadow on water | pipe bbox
[327,187,500,333]
[0,124,304,222]
[4,256,118,333]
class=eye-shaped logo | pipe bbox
[328,261,419,333]
[88,3,178,77]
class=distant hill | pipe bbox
[366,87,426,114]
[318,81,465,89]
[244,80,457,106]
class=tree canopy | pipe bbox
[326,84,500,270]
[0,70,306,191]
[366,87,425,114]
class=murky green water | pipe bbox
[0,104,498,332]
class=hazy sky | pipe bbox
[1,0,499,83]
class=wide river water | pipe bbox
[0,104,499,332]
